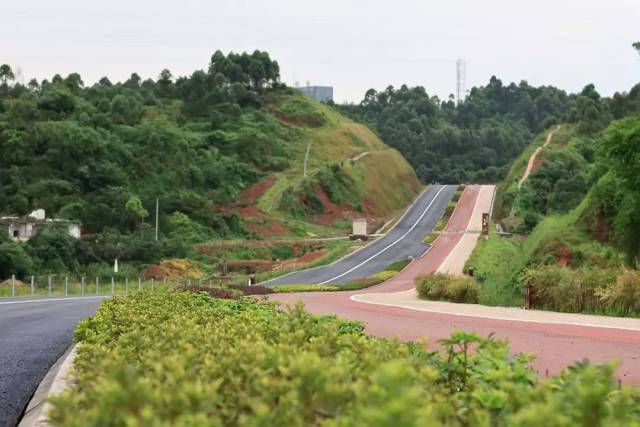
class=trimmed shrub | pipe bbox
[417,274,485,303]
[272,284,339,293]
[49,292,640,426]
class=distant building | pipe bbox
[0,209,80,241]
[297,84,334,103]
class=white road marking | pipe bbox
[318,186,448,284]
[0,296,109,305]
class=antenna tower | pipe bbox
[456,59,466,104]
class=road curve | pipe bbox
[272,185,640,383]
[0,297,104,426]
[264,185,456,286]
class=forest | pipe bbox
[0,51,293,277]
[340,75,640,184]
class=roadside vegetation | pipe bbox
[464,63,640,315]
[49,291,640,426]
[0,53,419,281]
[417,273,485,304]
[341,78,574,184]
[269,259,412,293]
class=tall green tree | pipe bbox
[0,64,14,85]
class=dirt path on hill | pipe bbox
[518,125,560,190]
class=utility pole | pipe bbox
[155,198,159,241]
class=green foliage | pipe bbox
[592,116,640,259]
[416,273,485,303]
[0,240,34,278]
[272,284,340,293]
[26,225,80,273]
[49,292,640,426]
[521,265,640,316]
[341,78,574,183]
[317,163,363,208]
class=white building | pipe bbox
[297,85,334,103]
[0,209,80,241]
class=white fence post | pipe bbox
[125,277,128,295]
[111,277,115,295]
[65,276,68,297]
[11,274,15,297]
[47,275,52,296]
[30,276,34,296]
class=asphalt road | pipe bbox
[265,184,456,286]
[0,297,104,427]
[272,185,640,383]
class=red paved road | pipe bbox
[272,185,640,383]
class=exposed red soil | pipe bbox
[275,112,325,128]
[238,176,277,205]
[0,279,26,288]
[592,213,611,243]
[555,244,572,267]
[227,249,328,274]
[313,183,371,227]
[143,259,202,280]
[530,155,547,175]
[216,175,292,238]
[243,219,290,237]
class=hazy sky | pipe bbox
[2,0,639,103]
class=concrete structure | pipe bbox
[0,209,80,241]
[350,219,368,241]
[297,85,333,103]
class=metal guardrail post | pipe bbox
[81,276,85,296]
[11,274,15,297]
[65,276,68,297]
[47,275,52,296]
[96,277,99,296]
[151,278,154,292]
[188,278,191,287]
[125,277,128,295]
[138,277,141,291]
[30,276,34,296]
[111,277,115,295]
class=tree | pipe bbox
[125,196,149,231]
[0,64,15,85]
[0,242,34,279]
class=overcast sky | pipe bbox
[1,0,639,103]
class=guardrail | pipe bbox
[0,274,212,298]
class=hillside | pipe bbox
[220,93,421,239]
[340,78,575,183]
[0,53,420,278]
[466,98,640,314]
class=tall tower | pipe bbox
[456,59,466,105]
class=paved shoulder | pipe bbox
[0,298,102,426]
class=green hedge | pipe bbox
[417,273,485,303]
[49,292,640,426]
